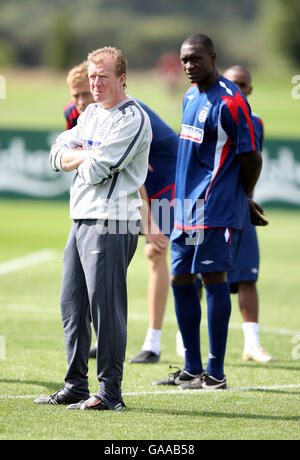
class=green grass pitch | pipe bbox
[0,64,299,441]
[0,200,299,440]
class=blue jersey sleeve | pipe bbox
[252,114,264,151]
[220,91,259,154]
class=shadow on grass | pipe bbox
[124,405,300,423]
[0,378,63,392]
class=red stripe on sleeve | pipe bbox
[222,92,256,151]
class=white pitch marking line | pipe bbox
[124,383,300,396]
[0,395,39,400]
[1,307,299,336]
[0,249,59,276]
[1,383,300,400]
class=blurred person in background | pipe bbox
[156,52,182,93]
[64,61,94,129]
[127,105,178,364]
[223,65,273,363]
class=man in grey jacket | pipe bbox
[35,47,152,411]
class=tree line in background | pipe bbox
[0,0,299,70]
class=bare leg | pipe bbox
[128,242,169,362]
[238,281,258,323]
[145,242,170,330]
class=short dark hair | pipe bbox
[182,33,216,55]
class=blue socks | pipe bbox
[172,283,203,375]
[172,281,231,380]
[205,282,231,380]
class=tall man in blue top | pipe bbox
[154,33,267,390]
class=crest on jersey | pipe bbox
[198,106,209,123]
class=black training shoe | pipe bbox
[179,371,227,390]
[34,388,88,405]
[67,395,125,411]
[152,366,196,386]
[128,350,160,364]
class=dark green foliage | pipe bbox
[274,0,300,66]
[2,0,297,70]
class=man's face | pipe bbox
[223,68,252,97]
[69,81,94,114]
[88,58,126,109]
[180,42,216,85]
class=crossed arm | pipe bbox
[60,147,88,172]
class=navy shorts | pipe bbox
[228,224,259,289]
[170,227,241,275]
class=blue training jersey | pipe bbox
[252,112,264,151]
[136,100,178,201]
[64,102,80,130]
[174,76,261,231]
[250,111,264,199]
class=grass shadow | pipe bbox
[0,378,63,393]
[125,405,300,423]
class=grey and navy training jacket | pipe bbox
[50,97,152,221]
